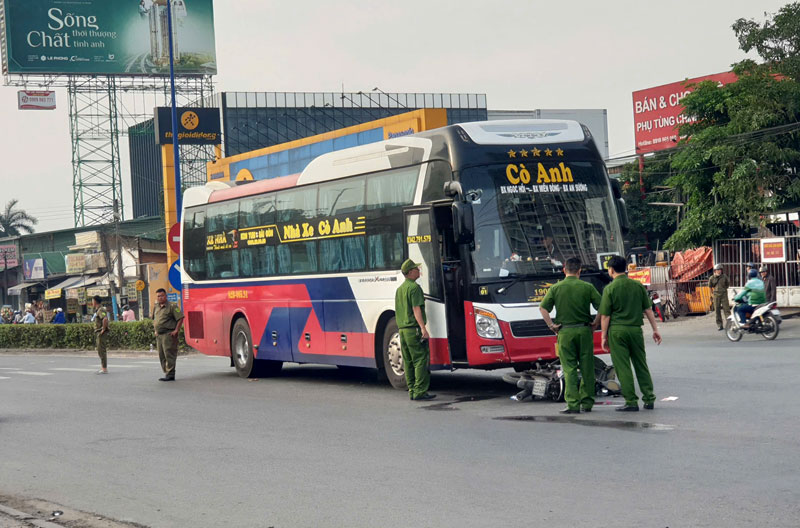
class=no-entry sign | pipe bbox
[168,223,181,254]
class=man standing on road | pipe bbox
[395,259,435,401]
[539,257,601,414]
[152,288,184,382]
[709,264,731,331]
[760,266,776,304]
[599,255,662,412]
[92,296,109,374]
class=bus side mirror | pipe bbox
[452,201,474,245]
[610,179,630,235]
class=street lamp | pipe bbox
[372,87,407,109]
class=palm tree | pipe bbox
[0,200,38,237]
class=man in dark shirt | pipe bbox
[760,266,776,304]
[152,288,184,381]
[709,264,731,331]
[599,255,662,411]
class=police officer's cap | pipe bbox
[759,265,768,272]
[713,264,723,270]
[401,259,421,274]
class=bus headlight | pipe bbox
[475,308,502,339]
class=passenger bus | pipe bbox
[181,120,628,389]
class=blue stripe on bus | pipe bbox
[188,277,368,333]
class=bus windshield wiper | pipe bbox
[496,273,526,295]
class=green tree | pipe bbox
[0,199,38,237]
[665,4,800,249]
[618,156,678,250]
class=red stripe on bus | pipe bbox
[208,173,301,203]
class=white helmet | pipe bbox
[713,264,723,270]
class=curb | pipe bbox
[0,503,62,528]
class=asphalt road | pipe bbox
[1,315,799,528]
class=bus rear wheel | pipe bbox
[231,318,282,378]
[381,318,407,390]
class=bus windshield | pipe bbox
[461,160,623,280]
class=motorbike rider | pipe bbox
[734,269,766,328]
[708,264,730,331]
[759,265,776,304]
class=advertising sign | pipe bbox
[0,244,19,269]
[87,287,109,297]
[1,0,217,76]
[154,107,220,144]
[760,237,786,263]
[66,253,86,274]
[45,288,62,300]
[628,268,652,285]
[18,90,56,110]
[632,72,738,154]
[23,258,46,280]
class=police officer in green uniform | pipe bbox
[708,263,730,331]
[599,255,662,411]
[92,295,109,374]
[395,259,436,401]
[539,257,602,414]
[152,288,184,382]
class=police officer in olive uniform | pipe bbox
[395,259,436,401]
[708,263,731,330]
[599,255,662,411]
[152,288,184,381]
[539,257,602,414]
[92,295,109,374]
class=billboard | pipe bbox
[632,72,738,154]
[18,90,56,110]
[1,0,216,76]
[23,258,46,280]
[154,106,220,144]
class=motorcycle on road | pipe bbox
[725,301,780,342]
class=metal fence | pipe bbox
[713,236,800,288]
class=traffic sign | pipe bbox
[135,280,146,292]
[168,259,182,291]
[168,223,181,254]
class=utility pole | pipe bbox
[1,249,8,307]
[100,230,119,320]
[113,199,124,321]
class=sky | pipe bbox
[0,0,790,232]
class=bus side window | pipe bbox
[206,201,240,280]
[276,187,319,275]
[365,167,418,271]
[318,177,366,273]
[420,161,453,203]
[183,207,207,281]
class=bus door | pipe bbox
[403,206,452,367]
[433,202,467,364]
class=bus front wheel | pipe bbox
[381,318,407,390]
[231,318,282,379]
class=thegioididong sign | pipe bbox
[1,0,217,76]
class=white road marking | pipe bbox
[0,376,10,380]
[0,367,22,370]
[15,371,52,376]
[134,361,161,364]
[50,368,99,372]
[104,365,142,368]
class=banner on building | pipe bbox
[761,237,786,263]
[632,72,738,154]
[1,0,217,76]
[0,244,19,270]
[86,287,109,298]
[23,258,45,280]
[66,253,86,274]
[45,288,62,299]
[628,269,652,285]
[18,90,55,110]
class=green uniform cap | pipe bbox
[401,259,421,274]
